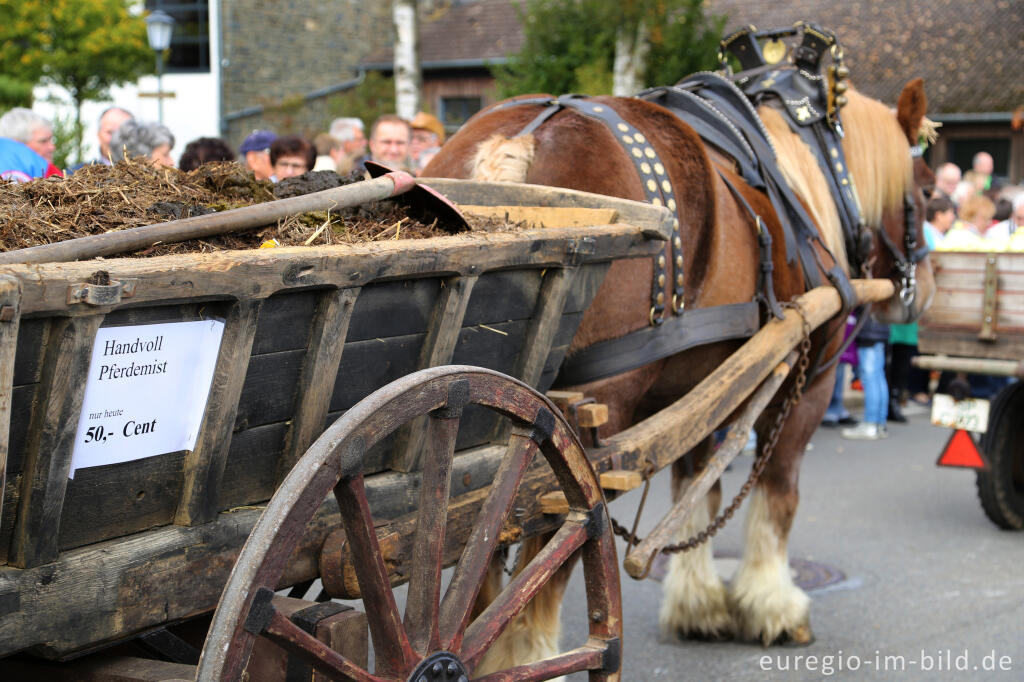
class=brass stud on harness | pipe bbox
[661,180,672,193]
[631,147,643,158]
[654,162,665,175]
[644,147,656,159]
[667,198,677,211]
[658,273,666,286]
[641,162,652,174]
[651,197,663,207]
[634,132,646,143]
[658,255,666,268]
[617,122,629,132]
[647,179,657,192]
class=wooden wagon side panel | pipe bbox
[919,251,1024,360]
[0,187,674,656]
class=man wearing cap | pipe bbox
[239,130,277,181]
[410,111,446,174]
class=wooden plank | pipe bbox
[459,205,619,228]
[2,655,196,681]
[599,469,642,491]
[918,328,1024,361]
[577,403,608,428]
[931,251,1024,274]
[174,299,262,526]
[278,287,360,482]
[420,177,674,237]
[2,224,665,317]
[513,265,581,387]
[930,270,1024,291]
[11,313,104,568]
[539,491,570,514]
[0,275,21,537]
[392,275,478,472]
[546,390,585,411]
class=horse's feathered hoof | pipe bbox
[769,624,816,648]
[676,626,734,643]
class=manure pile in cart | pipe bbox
[0,161,512,257]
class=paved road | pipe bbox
[561,405,1024,680]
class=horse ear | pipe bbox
[897,78,927,145]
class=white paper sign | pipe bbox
[69,319,225,478]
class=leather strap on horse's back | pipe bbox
[495,94,684,322]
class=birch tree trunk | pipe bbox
[612,19,650,96]
[393,0,421,120]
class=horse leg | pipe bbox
[472,533,577,679]
[659,437,734,641]
[729,370,833,645]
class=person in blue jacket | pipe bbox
[0,137,61,182]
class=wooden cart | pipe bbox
[916,250,1024,529]
[0,178,893,680]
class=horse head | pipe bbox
[841,78,936,323]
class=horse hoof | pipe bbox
[770,624,816,648]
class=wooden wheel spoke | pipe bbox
[403,408,461,653]
[460,520,589,668]
[438,430,539,649]
[257,603,386,682]
[472,643,609,682]
[333,475,416,674]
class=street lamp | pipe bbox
[145,10,175,124]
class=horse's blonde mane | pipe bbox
[840,87,914,228]
[470,134,535,182]
[759,105,848,271]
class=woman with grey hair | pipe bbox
[0,107,56,162]
[109,119,175,167]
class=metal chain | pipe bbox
[610,300,814,555]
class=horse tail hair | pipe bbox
[469,133,536,182]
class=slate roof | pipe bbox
[365,0,1021,115]
[363,0,523,68]
[708,0,1022,115]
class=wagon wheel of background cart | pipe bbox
[197,365,622,681]
[977,381,1024,530]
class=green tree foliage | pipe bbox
[496,0,727,97]
[0,0,154,162]
[0,1,47,109]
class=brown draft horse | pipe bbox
[423,78,935,669]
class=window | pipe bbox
[947,137,1010,183]
[145,1,211,73]
[440,97,483,133]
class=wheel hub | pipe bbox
[406,652,469,682]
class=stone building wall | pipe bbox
[219,0,392,147]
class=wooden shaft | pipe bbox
[601,279,895,478]
[622,353,795,579]
[913,354,1024,379]
[0,172,416,265]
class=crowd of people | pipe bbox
[0,106,449,183]
[827,151,1023,441]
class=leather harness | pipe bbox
[490,23,923,386]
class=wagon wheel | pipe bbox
[197,365,622,681]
